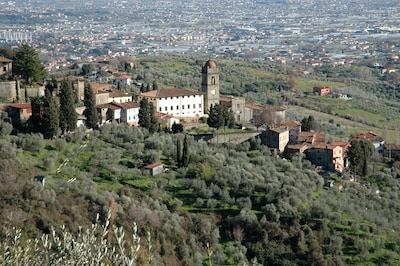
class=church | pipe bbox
[137,60,285,126]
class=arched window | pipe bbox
[211,76,216,85]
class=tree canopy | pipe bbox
[13,43,46,84]
[347,138,375,176]
[138,98,157,133]
[301,115,318,132]
[59,79,77,133]
[83,82,98,129]
[207,103,235,130]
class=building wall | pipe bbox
[231,97,247,123]
[111,95,132,103]
[122,108,139,125]
[157,95,204,118]
[264,128,289,154]
[96,93,110,105]
[0,81,18,101]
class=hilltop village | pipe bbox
[0,56,393,177]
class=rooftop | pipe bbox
[139,88,204,98]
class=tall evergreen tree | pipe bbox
[177,139,182,167]
[138,98,150,129]
[59,79,77,133]
[348,139,375,176]
[13,43,46,84]
[83,82,98,129]
[207,104,224,130]
[42,89,59,139]
[301,115,318,132]
[30,96,44,133]
[149,102,158,133]
[182,134,190,167]
[152,81,158,91]
[139,98,158,133]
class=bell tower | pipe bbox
[201,60,220,114]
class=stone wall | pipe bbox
[0,81,18,102]
[0,81,44,102]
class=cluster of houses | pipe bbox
[4,59,286,130]
[2,59,399,176]
[262,121,400,174]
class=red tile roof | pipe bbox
[280,119,301,129]
[108,89,131,98]
[7,103,31,109]
[97,101,139,109]
[351,131,384,142]
[0,56,12,63]
[139,88,204,98]
[144,162,164,169]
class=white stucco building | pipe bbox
[97,101,140,126]
[138,88,205,121]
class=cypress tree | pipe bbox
[24,86,28,103]
[177,139,182,167]
[83,82,98,129]
[42,89,59,139]
[59,79,77,134]
[152,81,158,91]
[138,98,150,129]
[139,98,158,132]
[30,96,44,133]
[149,102,158,133]
[182,134,190,167]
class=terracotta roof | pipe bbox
[296,132,315,144]
[109,89,131,98]
[351,131,384,142]
[155,111,174,119]
[204,60,217,68]
[287,143,309,150]
[311,143,339,150]
[145,162,164,169]
[113,101,140,109]
[331,141,350,149]
[7,103,31,109]
[280,119,301,129]
[0,56,12,63]
[92,83,111,94]
[139,88,204,98]
[296,132,326,144]
[314,134,326,144]
[219,95,235,103]
[97,101,139,110]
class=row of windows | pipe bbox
[165,95,198,100]
[160,104,202,112]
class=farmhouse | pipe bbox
[313,86,331,96]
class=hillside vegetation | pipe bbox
[1,119,400,265]
[2,55,400,265]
